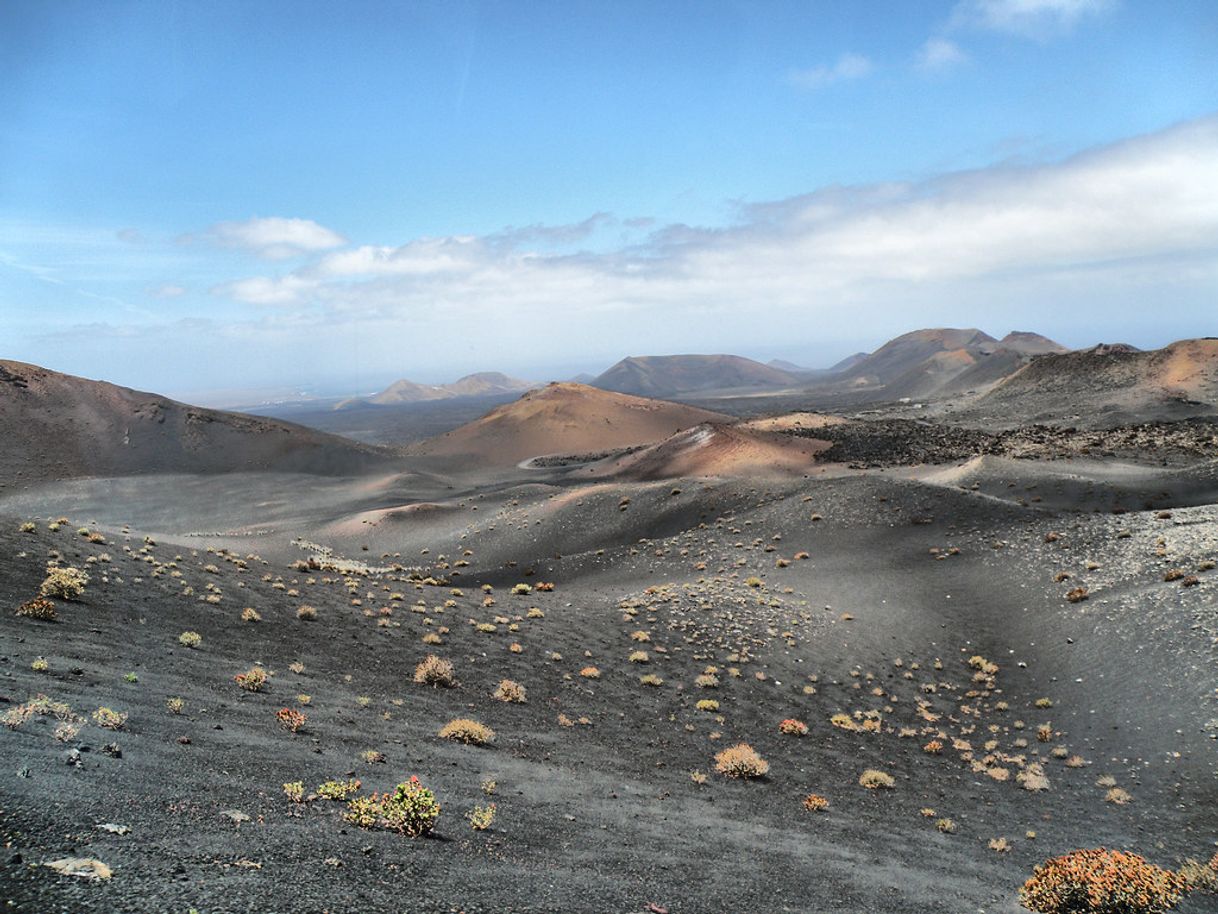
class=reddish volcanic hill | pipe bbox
[408,382,730,466]
[588,421,832,480]
[0,360,393,484]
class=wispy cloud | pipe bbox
[952,0,1113,39]
[917,37,969,71]
[191,216,347,260]
[788,53,873,91]
[488,212,613,248]
[149,283,186,299]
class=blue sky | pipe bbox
[2,0,1216,403]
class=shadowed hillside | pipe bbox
[0,361,394,485]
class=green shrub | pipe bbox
[344,776,440,837]
[234,666,269,691]
[317,778,361,800]
[466,803,496,831]
[92,707,127,730]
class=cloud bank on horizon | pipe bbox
[66,113,1218,395]
[1,0,1214,399]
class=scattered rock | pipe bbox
[43,857,112,880]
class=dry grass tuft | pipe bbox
[858,769,895,790]
[414,655,456,688]
[1020,848,1187,914]
[714,743,769,779]
[492,679,526,703]
[16,598,57,621]
[438,718,495,745]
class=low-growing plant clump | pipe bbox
[438,718,496,745]
[803,793,829,812]
[276,707,307,732]
[40,566,88,600]
[466,803,496,831]
[714,743,769,779]
[344,776,440,837]
[858,769,895,790]
[492,679,526,703]
[317,778,362,800]
[235,666,269,691]
[414,655,457,688]
[15,597,57,621]
[1019,848,1189,914]
[92,707,127,730]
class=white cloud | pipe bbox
[206,114,1218,336]
[952,0,1113,38]
[788,53,873,91]
[918,38,969,71]
[199,216,347,260]
[213,274,314,305]
[149,283,185,298]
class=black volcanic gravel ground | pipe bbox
[0,469,1216,913]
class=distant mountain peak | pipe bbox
[593,353,796,398]
[336,371,537,408]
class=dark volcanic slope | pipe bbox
[0,361,393,485]
[593,354,797,398]
[961,338,1218,426]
